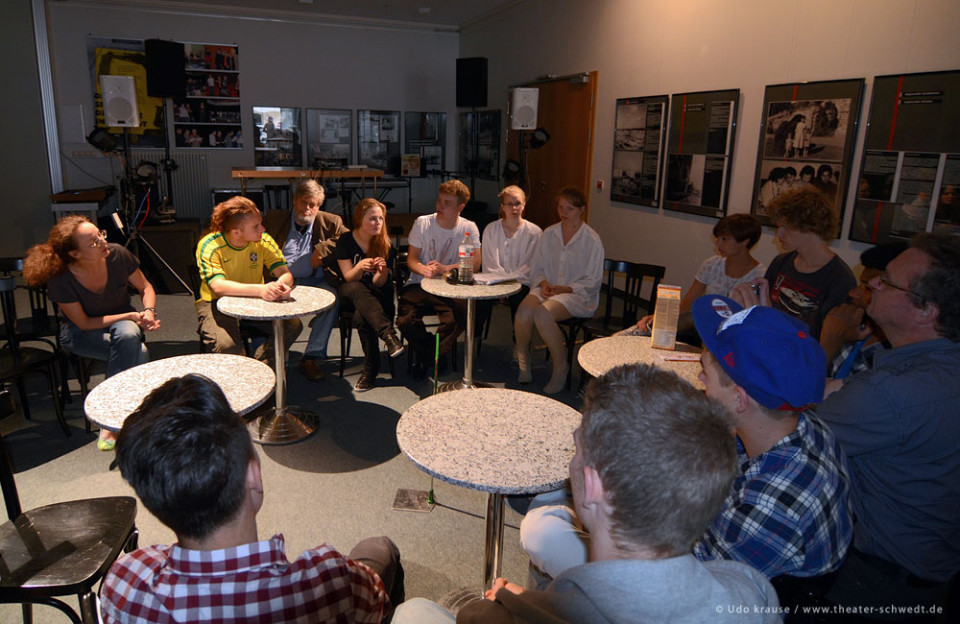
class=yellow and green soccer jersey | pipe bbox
[196,232,287,302]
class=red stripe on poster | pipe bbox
[887,76,904,150]
[678,94,687,153]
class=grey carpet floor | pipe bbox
[0,290,585,622]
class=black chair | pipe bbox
[582,260,666,341]
[336,299,397,379]
[554,316,588,390]
[0,258,93,419]
[0,389,139,624]
[0,276,70,436]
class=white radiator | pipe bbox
[130,148,210,220]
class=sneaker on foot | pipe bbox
[384,332,405,359]
[355,370,377,392]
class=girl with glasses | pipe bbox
[23,216,161,450]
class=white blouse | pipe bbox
[694,255,767,297]
[481,219,543,286]
[528,222,605,318]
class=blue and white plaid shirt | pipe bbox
[694,412,853,579]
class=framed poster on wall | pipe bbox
[174,43,242,149]
[306,108,351,166]
[358,110,401,175]
[253,106,302,166]
[848,70,960,242]
[610,95,668,208]
[750,78,865,226]
[404,112,446,177]
[663,88,740,218]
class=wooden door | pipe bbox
[506,71,598,229]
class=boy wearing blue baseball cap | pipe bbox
[692,295,852,580]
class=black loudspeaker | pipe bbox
[145,39,186,98]
[456,57,488,108]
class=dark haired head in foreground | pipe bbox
[102,374,401,624]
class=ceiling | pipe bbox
[80,0,527,30]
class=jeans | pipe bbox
[519,488,590,585]
[296,275,339,360]
[59,318,148,378]
[390,598,454,623]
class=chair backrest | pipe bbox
[394,247,411,294]
[0,276,22,357]
[599,259,666,329]
[0,389,22,521]
[0,257,24,276]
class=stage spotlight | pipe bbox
[502,159,522,179]
[134,160,159,183]
[86,127,117,153]
[529,127,551,149]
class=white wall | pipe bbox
[461,0,960,288]
[46,1,461,216]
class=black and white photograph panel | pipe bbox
[755,159,843,217]
[762,99,852,162]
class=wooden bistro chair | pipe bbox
[582,259,665,341]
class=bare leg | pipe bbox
[513,294,540,383]
[536,299,571,394]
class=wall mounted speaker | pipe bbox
[145,39,186,98]
[456,57,488,108]
[510,88,539,130]
[100,75,140,128]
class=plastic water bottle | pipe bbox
[458,233,474,283]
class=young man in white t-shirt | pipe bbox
[397,179,480,377]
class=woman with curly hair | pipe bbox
[23,216,160,449]
[336,198,404,391]
[732,188,855,339]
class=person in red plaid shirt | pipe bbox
[101,374,403,623]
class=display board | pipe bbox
[750,78,865,227]
[610,95,668,208]
[663,88,740,218]
[848,70,960,241]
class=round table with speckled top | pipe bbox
[419,277,521,391]
[577,335,704,389]
[397,387,581,590]
[84,353,275,433]
[217,285,336,444]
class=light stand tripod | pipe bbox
[118,127,193,296]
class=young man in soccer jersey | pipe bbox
[195,195,301,366]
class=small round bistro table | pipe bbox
[84,353,275,432]
[577,335,704,389]
[217,285,336,444]
[419,277,521,391]
[397,388,580,590]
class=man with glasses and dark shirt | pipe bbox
[816,233,960,617]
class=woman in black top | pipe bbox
[336,198,404,391]
[23,216,160,449]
